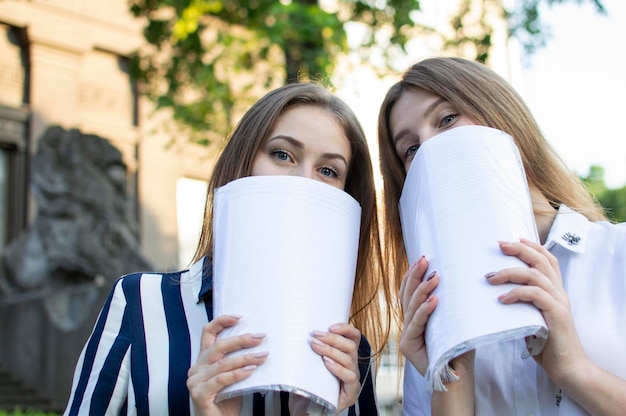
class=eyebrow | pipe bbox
[267,135,349,167]
[392,97,447,145]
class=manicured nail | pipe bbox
[484,272,497,279]
[497,292,510,302]
[312,330,328,337]
[426,271,437,281]
[519,237,532,243]
[311,337,325,347]
[251,333,266,339]
[323,356,336,366]
[253,351,269,358]
[243,365,257,371]
[229,314,243,319]
[329,324,341,332]
[426,295,435,303]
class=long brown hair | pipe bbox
[377,57,606,295]
[193,82,391,355]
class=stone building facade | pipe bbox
[0,0,217,408]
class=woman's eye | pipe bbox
[405,144,419,159]
[271,149,291,162]
[441,114,458,127]
[320,166,338,178]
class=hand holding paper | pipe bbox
[212,175,362,413]
[399,125,548,392]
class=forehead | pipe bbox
[391,88,441,115]
[272,105,341,133]
[390,88,443,125]
[271,105,350,147]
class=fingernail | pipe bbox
[251,333,266,339]
[254,351,269,358]
[229,314,243,319]
[243,365,257,371]
[323,356,336,365]
[519,237,531,243]
[312,330,328,337]
[329,324,341,332]
[426,271,437,281]
[311,337,325,347]
[484,272,497,279]
[417,255,426,265]
[426,294,435,303]
[497,291,510,302]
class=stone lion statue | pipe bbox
[0,126,152,330]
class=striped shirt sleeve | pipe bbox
[64,275,137,416]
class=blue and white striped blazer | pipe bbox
[64,257,379,415]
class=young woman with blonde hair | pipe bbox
[377,56,626,415]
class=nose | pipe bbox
[295,165,315,180]
[420,129,439,144]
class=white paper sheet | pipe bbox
[212,175,362,413]
[399,125,548,392]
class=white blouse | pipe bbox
[402,205,626,415]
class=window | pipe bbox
[0,105,28,254]
[176,177,208,268]
[0,24,29,254]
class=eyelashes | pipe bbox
[269,148,340,179]
[270,149,291,162]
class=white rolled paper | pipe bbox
[212,175,361,413]
[399,125,548,392]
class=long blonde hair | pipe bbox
[377,57,606,295]
[194,82,391,355]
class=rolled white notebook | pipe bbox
[212,175,362,413]
[399,125,548,392]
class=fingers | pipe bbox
[398,261,439,375]
[486,240,565,299]
[187,358,261,407]
[310,324,359,371]
[485,239,570,319]
[191,315,269,385]
[196,316,268,368]
[404,267,438,327]
[199,314,243,351]
[399,281,437,357]
[188,349,269,384]
[399,256,429,308]
[188,316,270,409]
[494,240,561,283]
[402,288,437,348]
[310,324,360,391]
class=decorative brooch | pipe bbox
[561,232,581,246]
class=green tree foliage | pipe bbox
[581,165,626,223]
[128,0,605,144]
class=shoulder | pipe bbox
[116,268,185,285]
[105,268,186,303]
[588,219,626,250]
